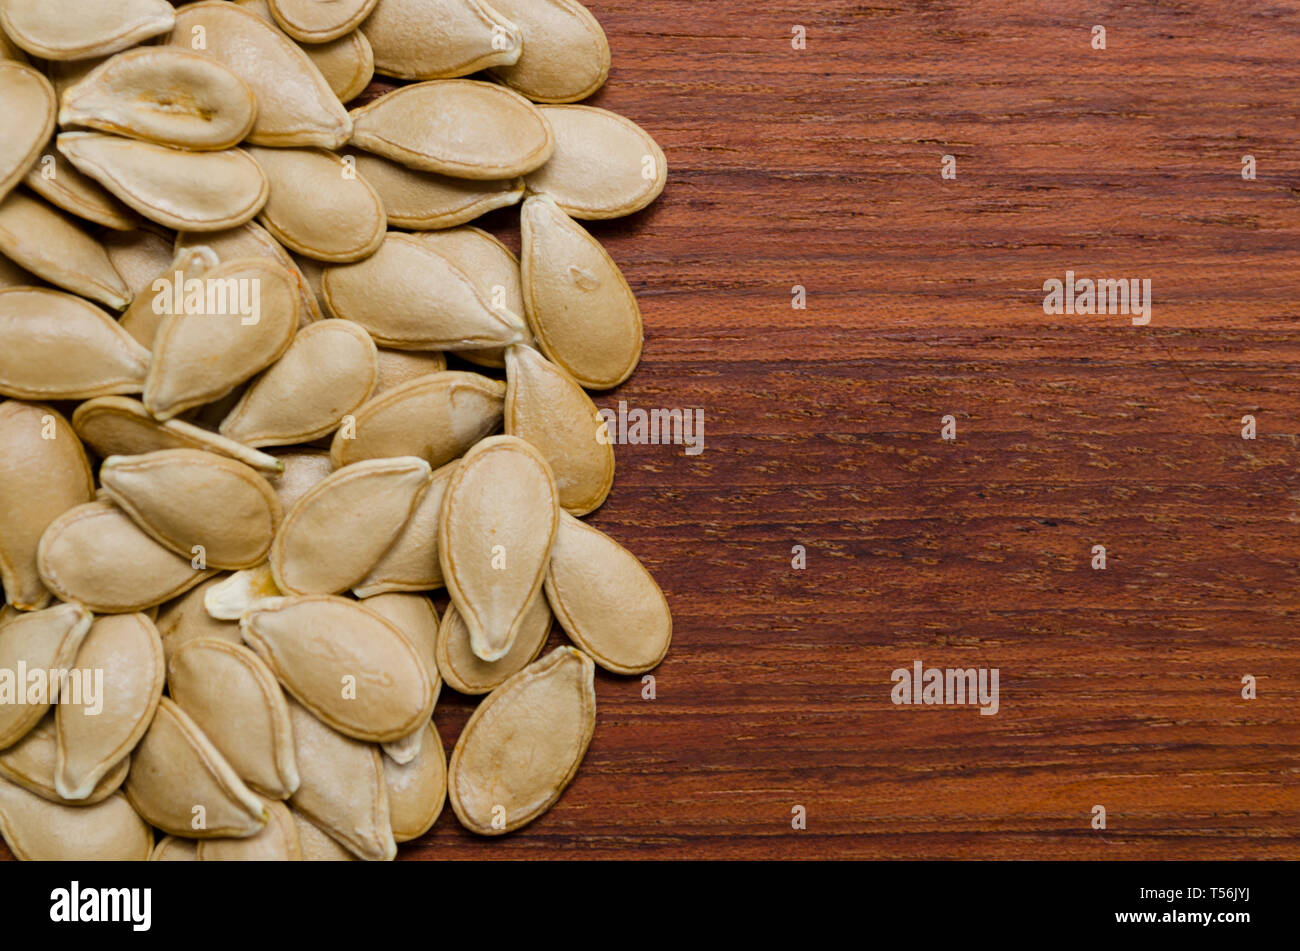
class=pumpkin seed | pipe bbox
[291,807,357,860]
[150,835,199,861]
[0,401,94,611]
[353,463,456,598]
[234,0,375,103]
[0,784,152,860]
[525,105,667,219]
[243,595,436,743]
[439,435,559,662]
[167,2,352,149]
[0,0,175,61]
[361,591,441,762]
[349,79,553,179]
[204,563,283,620]
[100,226,174,298]
[155,575,243,664]
[488,0,609,103]
[285,697,396,860]
[36,500,215,613]
[504,343,613,514]
[124,696,268,838]
[0,287,150,401]
[0,63,55,203]
[219,319,378,447]
[143,258,300,420]
[119,245,219,348]
[383,721,445,841]
[58,132,269,232]
[23,137,139,231]
[270,456,429,595]
[448,646,594,834]
[436,589,550,695]
[198,796,302,860]
[0,602,92,749]
[169,637,299,799]
[72,396,285,474]
[54,612,164,800]
[364,0,521,80]
[0,714,129,805]
[374,348,447,392]
[99,449,283,570]
[322,233,525,350]
[269,0,378,43]
[266,449,333,511]
[329,371,504,469]
[0,188,130,310]
[346,150,524,230]
[520,194,642,388]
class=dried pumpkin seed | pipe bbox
[55,612,165,800]
[269,0,379,43]
[285,697,396,860]
[352,462,456,598]
[520,194,642,389]
[322,233,525,350]
[150,836,199,861]
[448,646,594,834]
[373,348,447,392]
[436,589,550,695]
[119,245,219,348]
[0,188,130,310]
[364,0,522,80]
[0,63,55,203]
[219,320,377,448]
[169,637,299,799]
[235,0,374,102]
[329,371,504,469]
[0,287,150,401]
[23,138,139,231]
[0,401,94,610]
[155,575,243,664]
[270,456,430,595]
[124,696,268,838]
[439,435,559,662]
[0,0,175,61]
[243,595,436,742]
[349,79,553,179]
[0,602,92,749]
[346,150,524,230]
[361,591,441,762]
[0,784,152,860]
[266,449,334,511]
[99,449,283,570]
[100,226,174,298]
[198,796,301,860]
[58,132,269,232]
[37,500,215,613]
[0,714,128,805]
[383,721,445,841]
[203,563,283,620]
[291,807,357,860]
[488,0,609,103]
[168,2,352,149]
[525,105,667,219]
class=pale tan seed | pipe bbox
[361,592,441,762]
[488,0,609,103]
[58,132,269,232]
[0,189,130,310]
[270,456,430,595]
[384,721,445,841]
[23,139,139,231]
[439,435,559,661]
[0,63,55,203]
[219,320,377,448]
[203,563,283,620]
[36,500,215,613]
[0,784,152,860]
[0,402,94,610]
[504,343,613,515]
[349,79,553,179]
[353,462,456,598]
[198,796,302,860]
[286,698,396,860]
[266,449,333,511]
[329,371,504,469]
[55,612,164,800]
[0,715,129,805]
[0,603,92,749]
[124,696,268,838]
[291,808,357,860]
[347,150,523,230]
[0,287,150,400]
[373,348,447,392]
[243,595,435,742]
[119,246,219,349]
[168,2,353,149]
[155,575,243,665]
[322,233,524,350]
[436,589,551,695]
[0,0,175,61]
[448,646,594,835]
[247,147,387,262]
[169,638,299,799]
[100,226,174,298]
[364,0,521,80]
[99,449,283,570]
[269,0,378,42]
[235,0,374,102]
[150,836,199,861]
[520,195,642,389]
[144,258,300,420]
[72,396,284,474]
[525,105,667,219]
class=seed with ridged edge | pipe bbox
[353,462,456,599]
[0,0,175,61]
[235,0,374,103]
[488,0,609,103]
[362,592,441,763]
[364,0,522,80]
[198,796,301,860]
[269,0,378,43]
[0,784,152,860]
[436,591,550,696]
[0,715,128,806]
[0,603,92,749]
[347,150,524,231]
[383,721,445,841]
[23,139,138,231]
[0,62,54,204]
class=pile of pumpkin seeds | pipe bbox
[0,0,671,860]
